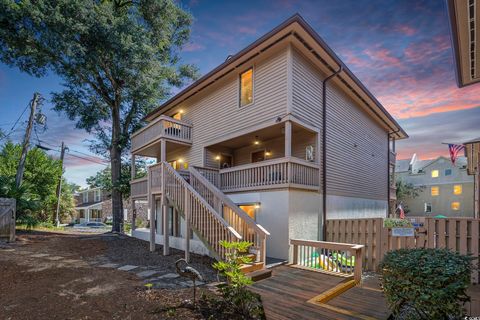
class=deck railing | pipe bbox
[149,163,162,193]
[190,167,269,263]
[194,166,220,188]
[130,177,148,198]
[219,157,319,192]
[131,115,192,152]
[290,239,364,284]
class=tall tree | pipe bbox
[0,0,198,232]
[395,180,425,213]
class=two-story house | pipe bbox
[74,187,106,223]
[129,15,407,265]
[396,154,474,217]
[75,187,148,224]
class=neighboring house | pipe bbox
[74,188,107,223]
[129,15,407,262]
[75,188,148,224]
[396,154,474,217]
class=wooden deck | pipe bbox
[250,265,390,320]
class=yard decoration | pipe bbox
[379,248,473,319]
[175,258,203,304]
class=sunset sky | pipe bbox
[0,0,479,187]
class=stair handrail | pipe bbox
[190,166,270,237]
[162,161,242,240]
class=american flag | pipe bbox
[397,203,405,219]
[448,144,465,165]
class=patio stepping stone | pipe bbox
[46,256,64,261]
[31,253,49,258]
[117,265,138,271]
[136,270,159,278]
[157,273,179,279]
[62,259,82,264]
[99,263,119,268]
[16,251,32,255]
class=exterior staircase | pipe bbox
[149,162,271,279]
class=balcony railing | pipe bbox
[219,157,319,192]
[131,115,192,153]
[130,177,148,198]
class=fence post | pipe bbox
[353,245,364,284]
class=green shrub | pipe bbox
[379,248,473,319]
[200,240,265,320]
[16,214,39,230]
[383,218,412,228]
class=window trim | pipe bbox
[431,186,439,196]
[82,192,88,203]
[238,66,254,108]
[236,202,259,221]
[424,202,432,213]
[431,170,439,178]
[445,169,452,176]
[451,201,461,211]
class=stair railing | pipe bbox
[161,162,241,260]
[189,166,270,264]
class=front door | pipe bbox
[251,150,265,163]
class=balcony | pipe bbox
[131,115,192,155]
[196,157,319,193]
[130,177,148,199]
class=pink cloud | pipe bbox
[395,24,417,36]
[183,42,205,52]
[237,26,257,35]
[363,47,402,67]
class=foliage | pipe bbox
[395,180,425,213]
[0,142,75,222]
[16,214,39,230]
[199,240,265,320]
[379,248,473,319]
[86,159,146,198]
[383,218,413,228]
[0,0,198,232]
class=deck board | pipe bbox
[250,266,390,320]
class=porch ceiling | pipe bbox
[133,140,189,159]
[207,122,309,150]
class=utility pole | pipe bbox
[15,93,41,188]
[55,142,67,226]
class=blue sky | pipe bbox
[1,0,479,187]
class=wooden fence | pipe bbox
[0,198,16,242]
[326,217,480,283]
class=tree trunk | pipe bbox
[111,105,123,233]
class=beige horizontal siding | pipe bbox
[291,47,388,200]
[162,45,289,168]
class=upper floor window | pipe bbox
[431,186,439,196]
[445,169,452,176]
[431,170,439,178]
[239,68,253,107]
[451,202,460,211]
[82,192,88,203]
[425,203,432,213]
[94,190,101,202]
[453,185,462,195]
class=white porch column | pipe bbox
[162,196,169,255]
[184,188,190,262]
[149,195,156,252]
[86,209,90,222]
[284,120,292,157]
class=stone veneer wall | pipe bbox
[100,198,148,223]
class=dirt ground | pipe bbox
[0,230,217,320]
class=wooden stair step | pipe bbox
[246,268,272,282]
[240,262,264,274]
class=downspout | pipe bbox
[322,65,342,241]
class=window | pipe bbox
[431,186,439,196]
[451,202,460,211]
[172,112,182,121]
[445,169,452,176]
[425,203,432,213]
[238,205,257,220]
[94,190,101,202]
[239,68,253,107]
[453,185,462,195]
[251,150,265,163]
[82,192,88,203]
[431,170,439,178]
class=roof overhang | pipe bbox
[446,0,480,87]
[145,14,407,139]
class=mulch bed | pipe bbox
[0,230,219,319]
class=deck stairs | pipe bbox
[153,162,271,280]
